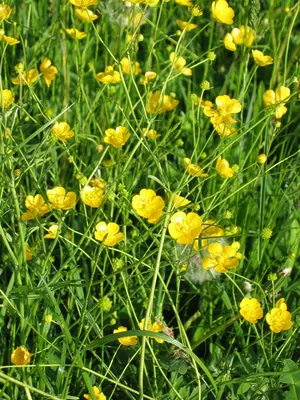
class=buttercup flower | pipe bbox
[51,122,75,141]
[169,52,192,76]
[140,71,157,85]
[69,0,98,7]
[266,298,292,333]
[44,225,59,239]
[25,246,33,261]
[104,126,130,148]
[11,346,32,365]
[81,185,104,208]
[188,4,203,16]
[0,89,14,108]
[214,122,237,137]
[84,387,106,400]
[21,194,51,221]
[175,0,192,5]
[223,33,236,51]
[145,0,159,6]
[263,86,290,119]
[40,58,58,88]
[216,156,234,178]
[12,69,39,85]
[184,157,208,177]
[94,222,124,246]
[122,0,143,3]
[120,57,142,75]
[139,318,165,343]
[176,20,197,32]
[146,91,179,114]
[47,187,77,210]
[231,25,255,47]
[202,220,224,237]
[113,326,138,346]
[0,29,19,45]
[132,189,165,224]
[0,4,12,21]
[66,28,87,39]
[202,241,242,273]
[252,50,273,66]
[212,0,234,25]
[240,298,263,323]
[142,128,161,140]
[168,211,202,244]
[203,95,242,126]
[96,66,121,84]
[170,194,191,208]
[75,7,98,22]
[257,154,267,164]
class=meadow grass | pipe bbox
[0,0,300,399]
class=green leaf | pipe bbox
[237,382,250,395]
[279,359,300,387]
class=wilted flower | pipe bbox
[0,4,12,21]
[212,0,234,25]
[146,90,179,114]
[120,57,142,75]
[75,7,98,22]
[168,211,202,244]
[11,346,32,365]
[0,29,19,45]
[94,222,124,246]
[184,157,208,177]
[104,126,130,148]
[113,326,138,346]
[66,28,87,39]
[21,194,51,221]
[44,225,59,239]
[202,241,242,273]
[51,122,74,141]
[169,52,192,76]
[0,89,14,108]
[263,86,290,119]
[83,387,106,400]
[69,0,98,7]
[188,4,203,16]
[203,95,242,126]
[216,156,234,178]
[12,69,39,85]
[252,50,273,66]
[231,25,255,47]
[142,128,161,140]
[40,58,58,88]
[47,187,77,210]
[139,318,165,343]
[266,298,292,333]
[176,20,197,31]
[81,185,104,208]
[240,298,263,323]
[96,66,120,84]
[132,189,165,224]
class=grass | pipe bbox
[0,0,300,399]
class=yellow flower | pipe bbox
[257,154,267,164]
[94,222,124,246]
[231,25,255,47]
[139,318,165,343]
[0,29,19,45]
[75,7,98,22]
[104,126,130,148]
[113,326,138,346]
[188,4,203,16]
[223,33,236,51]
[252,50,273,66]
[47,187,77,210]
[51,122,75,142]
[176,20,197,32]
[11,346,32,365]
[0,89,14,108]
[266,298,292,333]
[12,69,39,85]
[21,194,51,221]
[95,66,121,84]
[145,0,159,6]
[146,90,179,114]
[212,0,234,24]
[0,4,12,21]
[142,128,161,140]
[202,241,242,273]
[202,220,224,237]
[84,387,106,400]
[44,225,59,239]
[169,52,192,76]
[170,194,191,208]
[216,156,234,178]
[184,157,208,177]
[69,0,98,7]
[81,185,104,208]
[140,71,157,85]
[168,211,202,244]
[263,86,290,119]
[132,189,165,224]
[240,298,263,323]
[120,57,142,75]
[66,28,87,39]
[122,0,143,3]
[214,122,237,137]
[175,0,192,5]
[40,58,58,88]
[25,246,33,261]
[203,95,242,126]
